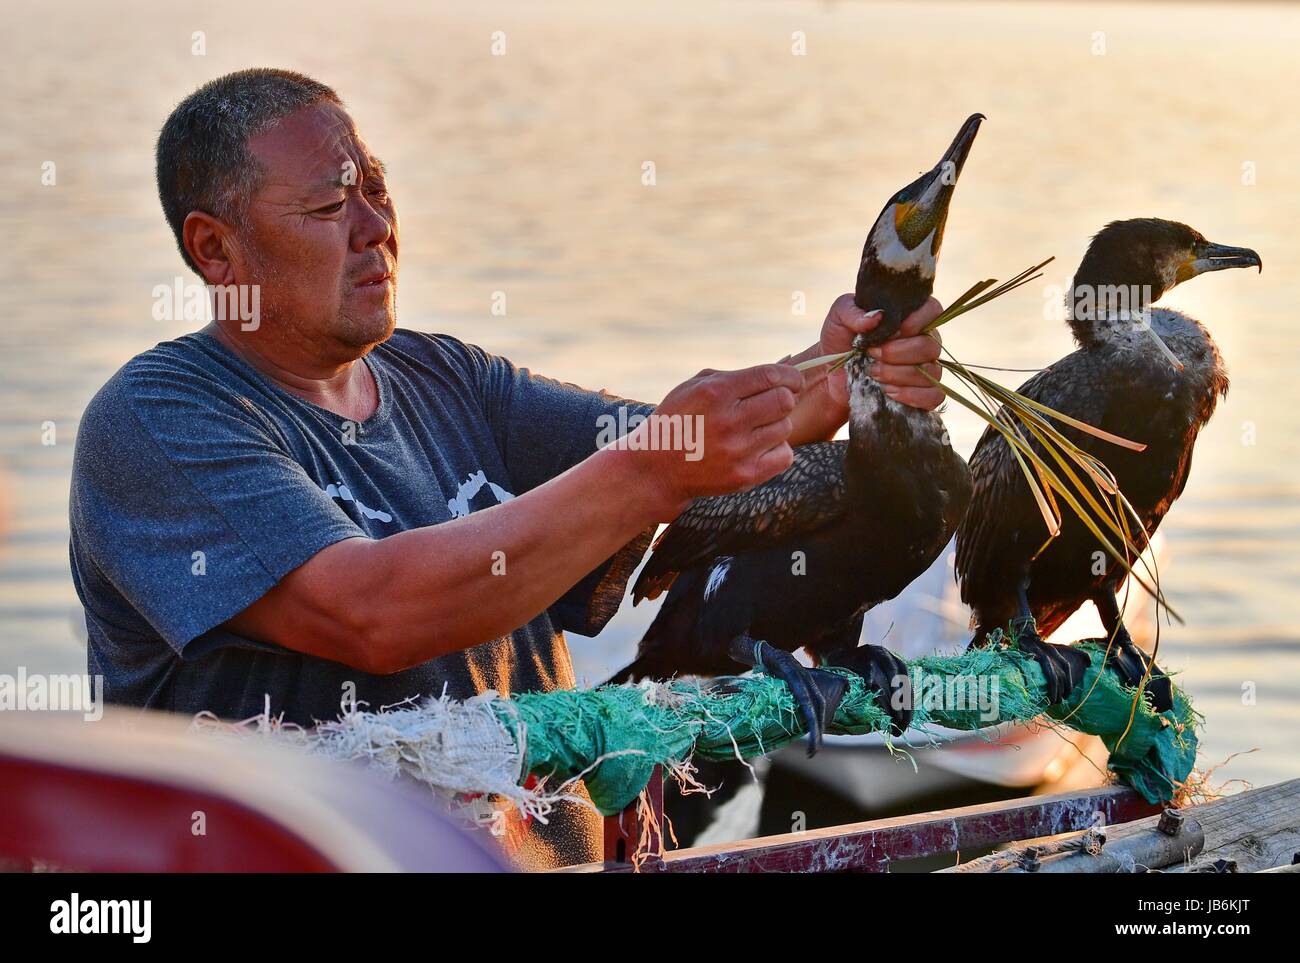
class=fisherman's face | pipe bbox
[238,102,399,357]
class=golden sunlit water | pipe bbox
[1,0,1297,787]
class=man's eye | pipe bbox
[315,201,346,215]
[367,189,390,204]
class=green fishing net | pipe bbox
[496,636,1198,815]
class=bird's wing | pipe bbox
[955,351,1108,603]
[632,440,849,602]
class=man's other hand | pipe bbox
[819,293,945,412]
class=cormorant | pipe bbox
[956,218,1261,709]
[608,115,983,753]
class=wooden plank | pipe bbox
[947,778,1300,873]
[944,813,1203,873]
[565,783,1158,873]
[1164,778,1300,873]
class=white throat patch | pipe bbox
[868,211,937,274]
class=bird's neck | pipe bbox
[845,356,941,456]
[852,268,935,347]
[1066,266,1168,349]
[1065,288,1224,386]
[844,278,946,462]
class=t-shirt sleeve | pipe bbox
[449,338,659,636]
[69,361,365,657]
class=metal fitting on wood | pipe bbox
[1156,808,1184,836]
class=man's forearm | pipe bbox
[230,443,673,673]
[362,444,672,669]
[228,361,806,673]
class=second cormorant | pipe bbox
[956,217,1261,709]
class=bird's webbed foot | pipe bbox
[1003,617,1091,706]
[728,637,847,757]
[1102,625,1175,713]
[824,644,913,736]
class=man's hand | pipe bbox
[818,293,946,411]
[632,363,803,518]
[783,294,947,444]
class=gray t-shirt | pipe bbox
[69,328,654,869]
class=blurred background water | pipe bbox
[1,0,1296,789]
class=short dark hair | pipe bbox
[155,68,342,274]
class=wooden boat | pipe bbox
[0,707,506,872]
[576,775,1300,873]
[2,701,1292,874]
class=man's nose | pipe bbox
[350,194,393,252]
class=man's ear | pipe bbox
[182,210,240,286]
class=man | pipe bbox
[69,68,945,869]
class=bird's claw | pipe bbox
[1008,619,1091,706]
[825,644,913,735]
[752,645,846,757]
[1102,634,1175,713]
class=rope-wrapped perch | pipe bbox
[195,636,1198,819]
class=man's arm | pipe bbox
[784,294,947,445]
[225,363,804,673]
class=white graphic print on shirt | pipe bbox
[323,481,393,523]
[447,470,515,518]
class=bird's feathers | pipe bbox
[632,441,849,602]
[956,331,1226,638]
[955,352,1110,606]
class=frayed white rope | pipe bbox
[191,688,677,827]
[192,690,571,823]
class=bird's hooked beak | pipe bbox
[1177,241,1263,283]
[892,112,984,253]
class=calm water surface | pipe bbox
[1,0,1296,786]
